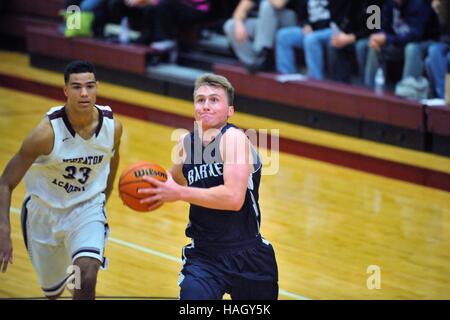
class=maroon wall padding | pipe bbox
[214,63,424,131]
[8,0,63,19]
[0,14,58,38]
[427,105,450,136]
[26,27,156,74]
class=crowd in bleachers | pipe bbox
[62,0,449,101]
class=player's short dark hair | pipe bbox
[64,60,96,84]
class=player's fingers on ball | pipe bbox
[147,201,163,211]
[138,187,157,194]
[140,194,161,204]
[142,176,161,185]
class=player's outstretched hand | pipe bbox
[0,231,13,273]
[139,172,181,208]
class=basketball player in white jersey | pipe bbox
[0,60,122,299]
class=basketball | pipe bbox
[118,161,168,212]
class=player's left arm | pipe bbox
[105,118,123,202]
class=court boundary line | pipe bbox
[10,207,310,300]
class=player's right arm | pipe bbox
[169,133,187,186]
[0,117,53,273]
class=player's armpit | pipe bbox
[105,118,123,201]
[170,134,188,186]
[113,118,123,151]
[170,163,186,186]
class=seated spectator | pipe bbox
[360,0,440,89]
[275,0,350,80]
[394,0,447,100]
[65,0,103,11]
[425,0,450,99]
[149,0,211,51]
[107,0,159,44]
[327,0,385,84]
[64,0,107,38]
[223,0,297,72]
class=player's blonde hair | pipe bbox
[193,73,234,106]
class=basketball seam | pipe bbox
[119,179,151,187]
[119,191,147,200]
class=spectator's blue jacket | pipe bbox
[382,0,440,46]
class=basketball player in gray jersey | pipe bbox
[0,60,122,299]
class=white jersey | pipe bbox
[24,105,115,209]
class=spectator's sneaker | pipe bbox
[244,48,270,73]
[395,76,430,101]
[150,40,177,51]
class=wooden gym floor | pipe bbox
[0,51,449,299]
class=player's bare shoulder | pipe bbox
[21,115,54,157]
[220,126,252,166]
[221,126,249,150]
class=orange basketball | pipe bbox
[118,161,168,212]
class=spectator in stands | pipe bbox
[107,0,159,44]
[148,0,211,51]
[392,0,447,100]
[223,0,297,72]
[327,0,385,84]
[360,0,440,89]
[64,0,107,38]
[425,0,450,99]
[275,0,350,80]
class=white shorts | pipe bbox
[20,193,109,297]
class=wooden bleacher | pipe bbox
[214,63,449,155]
[7,0,63,19]
[26,26,157,74]
[427,105,450,155]
[0,14,58,38]
[0,0,448,156]
[0,0,62,39]
[2,0,160,74]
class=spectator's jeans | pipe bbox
[355,38,369,85]
[327,40,357,84]
[224,0,296,66]
[276,26,305,74]
[403,41,435,79]
[80,0,103,11]
[363,43,404,88]
[276,27,333,79]
[361,40,436,88]
[64,0,103,11]
[425,42,450,98]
